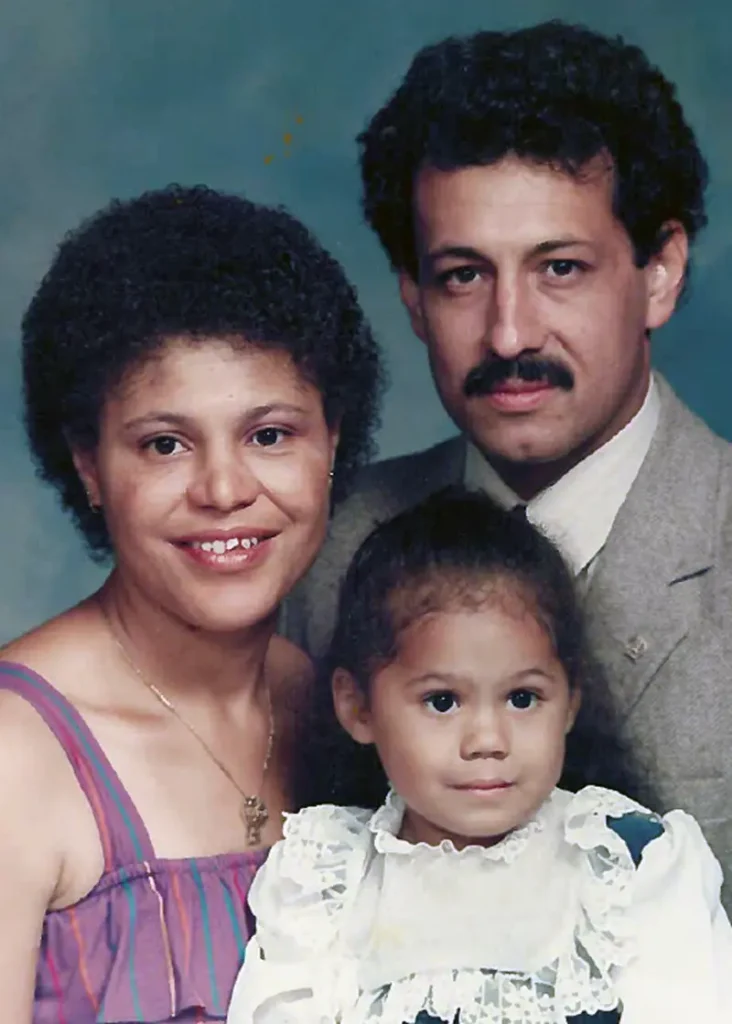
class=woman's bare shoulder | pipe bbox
[0,605,107,910]
[0,604,95,779]
[1,598,102,683]
[0,684,72,890]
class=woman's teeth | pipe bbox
[191,537,261,554]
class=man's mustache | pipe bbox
[463,356,574,398]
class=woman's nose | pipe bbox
[188,448,259,512]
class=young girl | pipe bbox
[228,489,732,1024]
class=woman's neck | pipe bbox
[96,571,275,710]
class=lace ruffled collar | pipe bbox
[273,786,656,1023]
[367,788,553,864]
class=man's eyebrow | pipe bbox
[423,238,594,266]
[529,237,594,256]
[422,245,487,266]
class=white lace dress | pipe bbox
[227,786,732,1024]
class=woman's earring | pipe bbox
[86,490,101,513]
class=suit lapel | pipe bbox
[585,378,722,716]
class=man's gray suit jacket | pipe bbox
[283,376,732,908]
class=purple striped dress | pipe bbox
[0,661,268,1024]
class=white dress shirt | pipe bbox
[464,376,661,577]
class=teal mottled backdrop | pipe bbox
[1,0,730,639]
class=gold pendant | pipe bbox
[241,795,268,846]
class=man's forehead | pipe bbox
[412,155,618,251]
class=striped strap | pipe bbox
[0,661,155,868]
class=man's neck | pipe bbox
[480,374,654,502]
[487,440,602,502]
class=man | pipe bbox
[284,21,732,900]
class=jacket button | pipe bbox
[624,634,648,662]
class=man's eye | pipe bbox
[508,689,538,710]
[424,691,458,714]
[546,259,581,278]
[144,436,183,456]
[251,427,287,447]
[439,266,481,287]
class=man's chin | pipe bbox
[471,436,572,468]
[468,430,583,497]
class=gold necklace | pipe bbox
[101,605,274,847]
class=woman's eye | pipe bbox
[508,689,538,710]
[424,691,458,714]
[251,427,287,447]
[145,436,184,456]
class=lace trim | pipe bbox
[276,804,372,947]
[345,787,655,1022]
[352,965,616,1024]
[270,788,664,1021]
[368,788,551,864]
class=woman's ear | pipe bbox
[332,667,374,745]
[71,446,102,510]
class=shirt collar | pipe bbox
[463,375,661,575]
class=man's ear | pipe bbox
[71,446,102,509]
[398,271,428,344]
[332,668,374,745]
[645,221,689,331]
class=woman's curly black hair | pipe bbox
[358,20,708,279]
[293,487,657,812]
[22,184,385,558]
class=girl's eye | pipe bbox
[424,691,459,714]
[508,689,538,710]
[144,435,184,456]
[250,427,288,447]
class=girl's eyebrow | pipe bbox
[508,667,561,686]
[406,671,464,688]
[406,667,561,688]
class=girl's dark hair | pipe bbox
[294,487,655,811]
[22,184,385,559]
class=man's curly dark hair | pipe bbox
[358,20,708,279]
[22,184,385,559]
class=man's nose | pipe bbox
[485,273,539,360]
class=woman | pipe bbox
[0,185,382,1023]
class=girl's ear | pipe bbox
[565,687,582,734]
[332,668,374,745]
